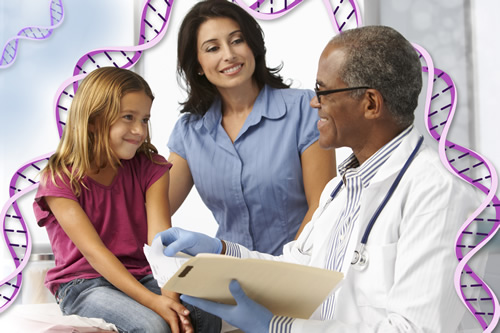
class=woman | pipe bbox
[168,0,336,255]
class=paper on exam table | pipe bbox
[143,237,191,288]
[163,254,344,319]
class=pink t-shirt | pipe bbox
[33,153,171,294]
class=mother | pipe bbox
[167,0,335,255]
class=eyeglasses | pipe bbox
[314,86,370,103]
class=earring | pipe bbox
[198,72,204,76]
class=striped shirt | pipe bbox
[268,125,413,332]
[168,85,320,255]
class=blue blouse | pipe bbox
[168,85,320,255]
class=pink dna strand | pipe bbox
[0,154,50,313]
[233,0,302,18]
[0,0,174,314]
[0,0,64,69]
[415,44,499,331]
[322,0,362,33]
[233,0,362,29]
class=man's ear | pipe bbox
[362,89,384,120]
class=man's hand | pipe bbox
[156,227,222,257]
[181,280,273,333]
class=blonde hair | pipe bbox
[42,67,158,196]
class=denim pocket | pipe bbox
[55,278,85,311]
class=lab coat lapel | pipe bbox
[339,128,422,275]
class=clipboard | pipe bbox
[163,254,343,319]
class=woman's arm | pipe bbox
[45,195,191,333]
[295,141,336,239]
[167,152,194,216]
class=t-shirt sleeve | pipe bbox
[33,173,77,227]
[140,153,172,192]
[295,89,320,154]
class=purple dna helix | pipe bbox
[233,0,302,18]
[233,0,362,29]
[415,45,499,331]
[0,154,50,313]
[0,0,174,314]
[0,0,64,69]
[322,0,362,33]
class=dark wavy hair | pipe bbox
[177,0,289,115]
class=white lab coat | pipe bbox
[234,128,485,332]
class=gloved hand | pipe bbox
[181,280,273,333]
[156,227,222,257]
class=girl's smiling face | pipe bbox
[109,90,152,160]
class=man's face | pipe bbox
[311,44,366,151]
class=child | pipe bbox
[33,67,221,333]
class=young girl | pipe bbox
[33,67,221,333]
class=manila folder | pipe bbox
[163,254,343,319]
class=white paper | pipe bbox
[143,237,191,287]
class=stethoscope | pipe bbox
[326,135,424,270]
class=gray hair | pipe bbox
[330,26,422,127]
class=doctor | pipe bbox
[158,26,482,332]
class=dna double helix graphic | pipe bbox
[0,0,174,314]
[0,0,64,69]
[322,0,362,33]
[233,0,362,29]
[0,154,49,313]
[1,0,497,331]
[233,0,302,19]
[415,45,500,332]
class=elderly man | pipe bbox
[159,26,481,332]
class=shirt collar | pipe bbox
[338,125,414,188]
[194,85,286,132]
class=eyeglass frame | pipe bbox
[314,86,371,103]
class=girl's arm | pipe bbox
[144,171,193,331]
[295,141,337,239]
[45,190,192,333]
[167,152,194,216]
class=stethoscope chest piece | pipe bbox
[351,247,368,271]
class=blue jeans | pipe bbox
[55,275,221,333]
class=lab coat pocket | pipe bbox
[352,242,397,308]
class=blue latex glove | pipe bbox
[181,280,273,333]
[156,227,222,257]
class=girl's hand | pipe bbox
[151,291,193,333]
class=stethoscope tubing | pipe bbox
[329,135,424,262]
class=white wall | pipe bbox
[472,1,500,175]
